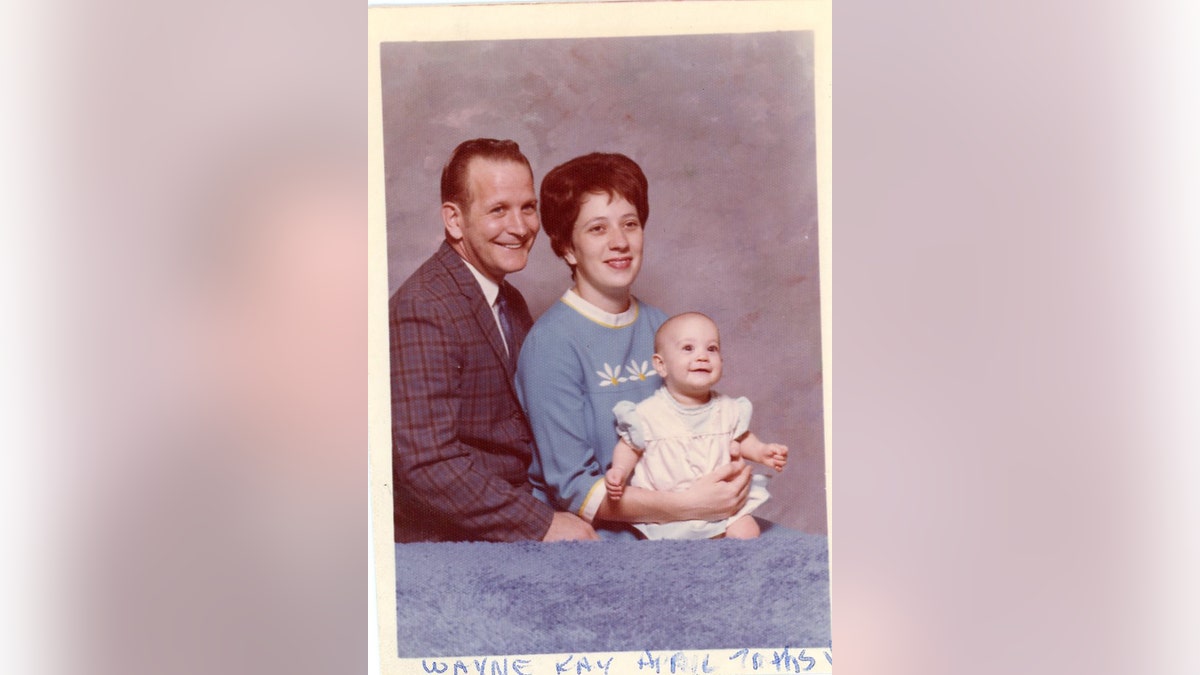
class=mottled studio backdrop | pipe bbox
[381,32,825,534]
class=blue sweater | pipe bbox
[516,292,668,532]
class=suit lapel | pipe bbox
[437,244,516,378]
[471,292,514,376]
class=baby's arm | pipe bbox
[605,439,643,501]
[736,432,789,471]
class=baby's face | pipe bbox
[653,315,723,403]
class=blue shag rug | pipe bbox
[394,522,830,657]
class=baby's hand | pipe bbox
[605,468,626,501]
[763,443,789,471]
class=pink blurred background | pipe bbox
[6,0,1196,674]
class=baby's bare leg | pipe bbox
[724,514,761,539]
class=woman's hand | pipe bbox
[542,512,600,542]
[680,460,752,521]
[593,456,752,524]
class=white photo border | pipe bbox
[368,3,832,672]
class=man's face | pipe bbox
[653,314,723,405]
[444,158,539,284]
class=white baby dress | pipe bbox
[614,387,770,539]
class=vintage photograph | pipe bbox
[368,2,831,669]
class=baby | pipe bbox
[605,312,788,539]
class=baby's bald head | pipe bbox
[654,312,720,353]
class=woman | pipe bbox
[515,152,751,539]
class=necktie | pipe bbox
[495,285,516,367]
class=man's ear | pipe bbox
[442,202,463,241]
[652,353,667,378]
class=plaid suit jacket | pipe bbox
[390,242,554,542]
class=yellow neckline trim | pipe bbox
[560,290,640,329]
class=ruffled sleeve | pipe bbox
[732,396,754,439]
[613,400,647,450]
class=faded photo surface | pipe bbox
[382,31,825,533]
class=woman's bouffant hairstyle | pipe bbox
[538,152,650,265]
[440,138,533,209]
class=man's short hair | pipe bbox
[538,152,650,264]
[440,138,533,209]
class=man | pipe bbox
[390,138,598,542]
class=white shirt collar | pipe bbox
[460,258,501,307]
[560,288,639,328]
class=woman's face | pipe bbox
[564,192,644,313]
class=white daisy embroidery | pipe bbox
[596,362,628,387]
[625,360,656,381]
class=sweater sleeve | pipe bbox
[516,326,607,522]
